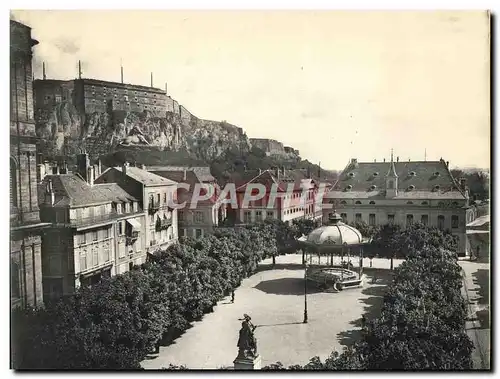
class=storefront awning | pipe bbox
[127,218,141,231]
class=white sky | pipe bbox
[11,10,490,170]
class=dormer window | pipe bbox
[370,185,377,191]
[434,172,441,177]
[340,200,347,205]
[421,201,428,205]
[369,201,376,204]
[348,172,355,178]
[409,171,416,176]
[373,172,379,176]
[407,201,414,205]
[433,185,441,191]
[346,184,352,191]
[355,201,362,205]
[438,201,445,207]
[408,185,415,191]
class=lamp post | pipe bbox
[303,262,308,324]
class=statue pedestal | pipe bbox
[233,355,261,370]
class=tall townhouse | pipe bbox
[231,168,322,225]
[324,154,475,256]
[95,163,179,254]
[38,155,144,301]
[149,168,226,239]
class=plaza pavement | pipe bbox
[141,254,400,369]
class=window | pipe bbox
[388,214,395,224]
[195,229,203,239]
[340,213,347,222]
[11,261,20,299]
[81,232,87,244]
[407,201,414,205]
[92,230,98,241]
[178,211,184,221]
[255,210,262,218]
[104,228,109,239]
[129,262,134,271]
[355,201,362,205]
[340,200,347,205]
[10,158,17,208]
[452,215,459,229]
[180,228,186,237]
[150,214,155,224]
[421,214,429,225]
[157,194,161,204]
[93,249,98,267]
[355,213,362,222]
[437,215,445,230]
[244,211,251,223]
[164,193,167,204]
[369,201,376,205]
[421,201,429,206]
[406,214,414,226]
[80,251,87,271]
[104,246,110,262]
[195,211,204,223]
[387,180,394,189]
[267,211,273,218]
[369,214,376,226]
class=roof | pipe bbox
[147,166,215,183]
[328,159,466,200]
[306,216,363,246]
[40,174,137,208]
[236,169,316,192]
[467,215,490,229]
[106,166,177,187]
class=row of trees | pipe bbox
[263,225,473,370]
[12,219,309,370]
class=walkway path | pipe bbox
[459,258,490,370]
[141,254,396,369]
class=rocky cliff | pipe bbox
[35,101,251,162]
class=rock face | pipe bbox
[35,101,251,161]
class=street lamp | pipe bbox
[303,262,309,324]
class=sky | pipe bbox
[10,10,490,170]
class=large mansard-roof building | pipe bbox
[324,153,476,256]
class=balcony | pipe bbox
[156,219,172,232]
[148,201,160,215]
[149,239,157,247]
[126,231,139,246]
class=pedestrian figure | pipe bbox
[231,290,235,303]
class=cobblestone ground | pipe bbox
[459,256,490,370]
[141,254,400,370]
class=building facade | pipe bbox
[149,167,226,239]
[325,156,474,255]
[231,169,323,225]
[95,164,179,254]
[38,156,145,301]
[10,20,49,309]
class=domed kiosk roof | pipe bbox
[306,212,363,246]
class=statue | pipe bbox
[237,314,258,359]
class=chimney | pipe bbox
[97,159,102,177]
[78,60,82,79]
[446,161,449,168]
[351,158,359,168]
[121,65,124,84]
[396,156,399,162]
[76,153,90,181]
[165,82,168,95]
[183,169,187,181]
[459,177,467,189]
[141,164,146,170]
[383,158,386,162]
[122,161,129,175]
[87,166,94,186]
[46,178,55,206]
[150,72,153,87]
[42,62,46,80]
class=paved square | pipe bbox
[141,254,398,369]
